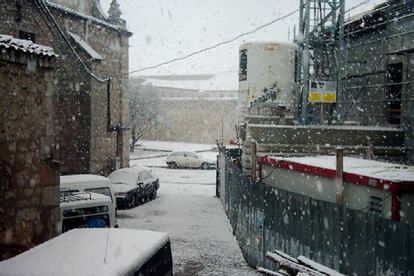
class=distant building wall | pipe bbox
[0,37,59,259]
[146,87,238,144]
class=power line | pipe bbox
[124,8,300,76]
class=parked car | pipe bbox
[166,150,216,169]
[108,167,159,209]
[0,228,173,276]
[59,190,117,233]
[60,174,117,226]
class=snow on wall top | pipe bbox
[67,31,104,60]
[0,34,57,57]
[60,174,110,185]
[140,72,239,91]
[46,1,123,32]
[346,0,388,25]
[0,228,169,276]
[273,155,414,183]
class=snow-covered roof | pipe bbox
[67,31,104,60]
[60,191,111,206]
[265,155,414,183]
[46,1,125,32]
[139,73,239,91]
[0,34,57,57]
[0,228,169,276]
[345,0,388,25]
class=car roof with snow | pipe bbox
[0,228,169,276]
[60,191,112,207]
[108,167,145,186]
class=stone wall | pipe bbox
[51,3,131,175]
[148,98,238,144]
[0,49,59,260]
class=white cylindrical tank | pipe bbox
[238,41,298,120]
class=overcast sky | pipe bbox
[100,0,382,80]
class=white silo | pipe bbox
[238,41,298,121]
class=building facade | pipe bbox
[145,84,238,144]
[309,0,414,161]
[0,0,131,259]
[0,0,131,175]
[0,33,60,259]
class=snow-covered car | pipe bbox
[0,228,173,276]
[166,150,216,169]
[108,167,159,209]
[59,191,117,233]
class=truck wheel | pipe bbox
[201,162,209,170]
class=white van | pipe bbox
[0,228,173,276]
[60,174,115,202]
[60,191,117,232]
[60,174,117,224]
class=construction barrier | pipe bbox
[218,150,414,275]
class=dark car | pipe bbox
[108,167,159,209]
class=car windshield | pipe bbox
[2,0,413,275]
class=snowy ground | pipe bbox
[118,142,259,275]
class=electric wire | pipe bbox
[123,8,300,76]
[36,0,110,83]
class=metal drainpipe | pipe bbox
[107,77,112,133]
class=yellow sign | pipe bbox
[308,80,337,103]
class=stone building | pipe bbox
[138,75,238,144]
[0,0,131,259]
[0,34,60,259]
[46,0,132,175]
[1,0,131,175]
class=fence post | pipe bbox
[335,148,344,205]
[251,141,257,181]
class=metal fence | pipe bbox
[219,151,414,275]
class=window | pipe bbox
[186,152,197,158]
[19,30,36,42]
[239,49,247,81]
[386,63,402,125]
[138,171,150,181]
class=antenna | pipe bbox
[104,228,110,264]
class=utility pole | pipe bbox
[337,0,346,124]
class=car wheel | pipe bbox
[169,162,178,169]
[134,194,140,206]
[127,196,134,209]
[201,162,209,170]
[151,189,157,200]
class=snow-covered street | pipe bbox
[118,141,258,275]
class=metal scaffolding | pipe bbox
[297,0,345,124]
